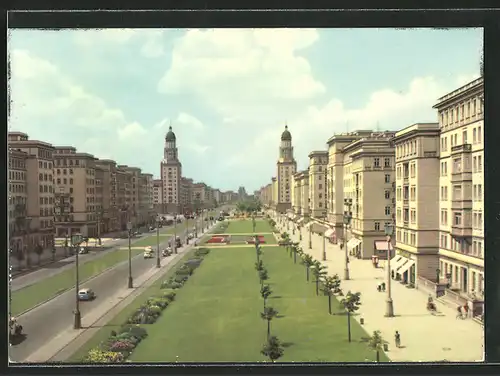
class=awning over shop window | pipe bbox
[374,240,394,255]
[347,238,361,250]
[324,229,335,238]
[391,256,408,273]
[397,259,415,274]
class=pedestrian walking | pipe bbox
[456,305,463,319]
[394,331,401,348]
[463,303,469,318]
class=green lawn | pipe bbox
[11,223,194,315]
[129,246,389,363]
[67,247,199,362]
[225,219,274,234]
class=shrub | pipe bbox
[161,278,184,289]
[195,248,210,256]
[84,348,124,363]
[118,324,146,337]
[148,305,162,315]
[162,291,176,302]
[127,306,159,324]
[176,265,193,276]
[147,297,169,309]
[109,339,135,353]
[174,275,189,283]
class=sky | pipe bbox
[8,28,483,193]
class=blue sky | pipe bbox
[9,28,482,192]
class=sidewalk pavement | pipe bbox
[24,225,218,363]
[277,223,484,362]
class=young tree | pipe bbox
[368,330,385,363]
[255,245,263,263]
[322,274,341,314]
[312,261,328,295]
[261,335,284,363]
[260,284,273,309]
[255,260,264,272]
[301,254,314,282]
[340,291,362,342]
[259,268,269,288]
[260,306,279,340]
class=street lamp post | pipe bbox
[71,233,83,329]
[384,223,395,317]
[156,217,161,269]
[308,223,312,249]
[186,215,190,244]
[322,232,326,261]
[96,209,102,246]
[127,221,133,288]
[173,215,178,254]
[436,268,440,285]
[299,225,302,241]
[343,214,352,280]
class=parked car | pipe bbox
[144,247,154,259]
[162,247,172,257]
[78,247,89,254]
[78,288,96,301]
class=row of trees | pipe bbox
[279,231,386,362]
[236,199,262,214]
[253,237,285,362]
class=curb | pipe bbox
[16,224,213,317]
[47,248,190,362]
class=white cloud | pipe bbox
[9,49,162,170]
[176,112,205,131]
[158,28,325,118]
[73,29,166,58]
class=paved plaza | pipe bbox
[276,219,484,362]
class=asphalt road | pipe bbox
[9,219,216,362]
[11,220,199,292]
[10,234,178,362]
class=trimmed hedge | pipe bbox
[82,250,211,363]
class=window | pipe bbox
[374,222,380,231]
[318,184,323,190]
[478,155,482,172]
[374,158,380,167]
[385,206,391,215]
[478,126,482,142]
[454,212,462,226]
[410,210,416,223]
[410,187,416,201]
[384,190,390,199]
[384,158,390,167]
[384,174,390,183]
[463,130,467,144]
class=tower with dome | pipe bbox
[276,125,297,213]
[160,126,182,214]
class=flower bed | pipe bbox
[82,248,211,363]
[206,235,230,244]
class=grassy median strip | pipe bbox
[67,243,210,361]
[11,224,191,315]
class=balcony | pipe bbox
[403,198,409,206]
[451,225,472,238]
[403,175,409,183]
[450,171,472,183]
[451,198,472,210]
[451,143,472,155]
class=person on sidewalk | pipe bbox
[456,305,463,319]
[463,303,469,319]
[394,331,401,348]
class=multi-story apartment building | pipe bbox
[261,184,272,206]
[153,179,162,212]
[8,148,29,255]
[308,151,328,219]
[9,132,55,255]
[434,77,484,299]
[119,165,142,224]
[342,131,396,259]
[393,123,441,285]
[204,186,214,207]
[180,177,193,212]
[271,177,278,207]
[53,146,98,238]
[291,170,309,216]
[276,126,297,213]
[161,126,182,214]
[138,172,154,224]
[192,183,206,211]
[116,166,132,230]
[213,189,221,206]
[326,131,374,240]
[96,159,121,233]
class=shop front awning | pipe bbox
[324,229,335,238]
[374,240,394,255]
[391,256,409,273]
[397,259,415,275]
[347,238,361,250]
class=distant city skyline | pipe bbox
[9,28,482,191]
